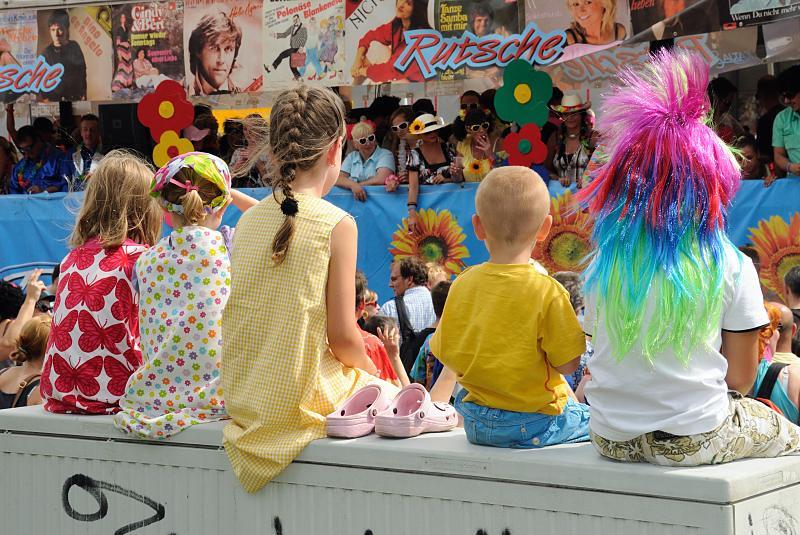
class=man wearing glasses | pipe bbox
[9,126,73,194]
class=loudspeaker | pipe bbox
[59,101,75,132]
[98,103,153,158]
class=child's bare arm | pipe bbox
[230,189,259,212]
[554,354,581,376]
[430,366,457,402]
[721,329,759,394]
[327,217,378,375]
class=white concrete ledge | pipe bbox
[1,406,799,534]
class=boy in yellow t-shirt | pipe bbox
[429,166,590,448]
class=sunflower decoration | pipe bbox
[390,208,470,276]
[532,191,595,273]
[748,213,800,301]
[408,119,425,135]
[503,123,548,167]
[463,158,491,182]
[494,60,553,127]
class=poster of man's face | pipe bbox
[183,0,263,96]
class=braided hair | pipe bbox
[267,85,345,265]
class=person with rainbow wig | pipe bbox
[578,50,800,466]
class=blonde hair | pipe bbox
[70,150,162,249]
[264,85,345,265]
[759,301,781,359]
[233,115,270,180]
[475,166,550,246]
[426,262,449,288]
[351,121,374,141]
[160,168,224,227]
[568,0,617,41]
[10,316,51,364]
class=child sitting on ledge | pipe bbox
[578,49,800,465]
[430,166,590,448]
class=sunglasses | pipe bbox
[356,134,376,145]
[467,122,490,132]
[391,122,409,132]
[460,102,480,110]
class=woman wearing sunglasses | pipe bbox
[383,107,414,189]
[546,94,598,188]
[336,121,396,201]
[453,108,496,182]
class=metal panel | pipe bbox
[1,433,734,535]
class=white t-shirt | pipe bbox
[584,245,768,441]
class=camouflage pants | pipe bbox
[591,392,800,466]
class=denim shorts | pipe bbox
[454,389,590,449]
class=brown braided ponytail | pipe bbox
[267,85,345,265]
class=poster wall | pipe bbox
[263,0,347,87]
[183,0,264,96]
[436,0,522,81]
[0,11,39,102]
[111,1,185,100]
[628,0,720,41]
[36,6,113,102]
[525,0,631,64]
[543,28,759,121]
[720,0,800,28]
[346,0,435,84]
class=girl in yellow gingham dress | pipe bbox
[222,86,396,493]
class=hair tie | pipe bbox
[169,177,199,193]
[281,197,299,216]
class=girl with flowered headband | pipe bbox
[114,152,255,439]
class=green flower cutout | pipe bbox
[494,60,553,127]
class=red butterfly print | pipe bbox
[76,395,116,414]
[77,311,126,355]
[99,246,141,279]
[61,246,101,271]
[53,274,70,310]
[111,280,135,322]
[48,310,78,352]
[104,357,134,397]
[65,274,116,311]
[40,355,54,398]
[52,354,103,397]
[46,395,111,415]
[123,348,142,370]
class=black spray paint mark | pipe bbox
[62,474,172,535]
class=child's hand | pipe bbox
[24,269,46,303]
[377,326,400,357]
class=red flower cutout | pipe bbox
[137,80,194,142]
[503,124,548,167]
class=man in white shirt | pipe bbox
[380,257,436,343]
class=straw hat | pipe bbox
[409,113,448,135]
[551,93,591,114]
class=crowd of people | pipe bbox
[2,62,800,196]
[1,50,800,497]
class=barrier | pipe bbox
[1,179,800,301]
[0,406,798,534]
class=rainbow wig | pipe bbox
[577,50,741,364]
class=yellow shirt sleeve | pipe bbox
[541,289,587,369]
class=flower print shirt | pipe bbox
[407,142,456,184]
[42,238,146,415]
[114,227,229,439]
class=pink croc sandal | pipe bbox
[326,384,392,438]
[374,383,457,438]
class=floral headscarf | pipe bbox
[150,152,232,214]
